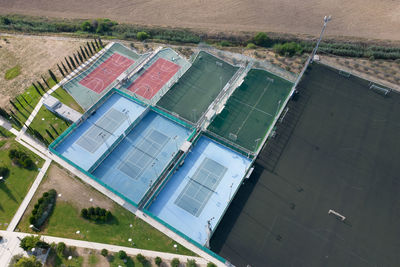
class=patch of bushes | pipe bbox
[136,31,150,41]
[29,189,57,228]
[81,207,113,223]
[155,256,162,266]
[117,250,127,260]
[171,258,180,267]
[5,65,21,80]
[187,259,197,267]
[273,42,303,56]
[207,263,217,267]
[8,149,35,169]
[252,32,272,47]
[20,235,49,251]
[0,166,10,178]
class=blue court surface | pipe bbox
[92,110,192,204]
[55,93,146,171]
[147,136,252,245]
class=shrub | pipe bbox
[187,259,197,267]
[20,235,41,251]
[81,208,88,219]
[246,42,257,49]
[273,42,303,57]
[136,253,146,263]
[171,258,180,267]
[219,40,232,47]
[56,242,66,256]
[207,263,217,267]
[137,31,150,41]
[155,256,162,266]
[101,248,108,257]
[0,166,9,178]
[14,256,42,267]
[253,32,271,47]
[117,250,127,260]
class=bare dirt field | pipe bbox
[0,35,86,109]
[0,0,400,41]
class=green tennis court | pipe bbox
[157,51,238,123]
[208,69,293,151]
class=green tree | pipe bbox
[14,256,42,267]
[137,31,150,41]
[32,83,43,96]
[100,248,108,257]
[171,258,180,267]
[48,69,58,83]
[20,235,41,251]
[117,250,127,260]
[253,32,271,47]
[56,242,66,257]
[207,263,217,267]
[57,64,65,77]
[187,259,197,267]
[155,256,162,266]
[81,20,93,32]
[136,253,146,263]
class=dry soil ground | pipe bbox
[0,35,86,109]
[0,0,400,41]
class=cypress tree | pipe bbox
[87,42,93,55]
[49,69,58,83]
[32,83,43,96]
[98,37,103,47]
[65,57,73,71]
[73,53,80,67]
[69,56,77,69]
[37,81,45,92]
[84,47,91,58]
[9,100,19,112]
[94,38,99,49]
[77,51,84,64]
[42,76,50,89]
[61,62,69,74]
[91,41,97,53]
[45,129,55,140]
[80,46,88,60]
[57,64,65,77]
[0,107,10,119]
[20,95,30,106]
[50,124,59,135]
[15,98,26,111]
[9,113,22,128]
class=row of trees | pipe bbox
[29,189,57,228]
[9,149,35,169]
[81,206,113,223]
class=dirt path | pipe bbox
[0,0,399,41]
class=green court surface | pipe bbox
[208,69,293,151]
[157,51,238,123]
[211,63,400,267]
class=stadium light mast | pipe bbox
[310,15,332,63]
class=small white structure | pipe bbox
[43,95,82,123]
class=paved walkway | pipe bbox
[7,158,52,231]
[0,231,208,266]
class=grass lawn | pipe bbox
[5,65,21,80]
[0,139,44,230]
[29,105,70,143]
[51,87,84,113]
[47,249,84,267]
[17,164,195,256]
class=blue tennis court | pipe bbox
[147,136,252,246]
[52,90,194,205]
[92,110,192,204]
[54,93,146,171]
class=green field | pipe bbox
[51,87,84,113]
[0,139,44,229]
[5,65,21,80]
[157,51,238,123]
[208,69,293,151]
[29,105,70,143]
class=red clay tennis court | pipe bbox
[127,58,181,99]
[79,53,135,94]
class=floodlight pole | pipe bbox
[310,15,332,63]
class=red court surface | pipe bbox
[127,58,181,99]
[79,53,134,94]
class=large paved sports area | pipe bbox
[210,63,400,267]
[48,42,296,260]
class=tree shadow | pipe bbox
[0,182,17,202]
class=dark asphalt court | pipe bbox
[210,63,400,267]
